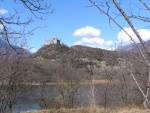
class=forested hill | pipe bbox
[34,44,124,68]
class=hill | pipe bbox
[34,44,124,69]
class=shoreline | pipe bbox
[24,79,116,86]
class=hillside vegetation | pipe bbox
[34,44,124,68]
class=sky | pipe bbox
[0,0,150,53]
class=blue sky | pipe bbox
[0,0,150,53]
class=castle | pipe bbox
[45,38,60,45]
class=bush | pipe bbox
[39,95,65,109]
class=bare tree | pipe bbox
[89,0,150,110]
[55,63,83,108]
[0,53,32,112]
[33,61,55,109]
[87,64,98,107]
[0,0,53,53]
[0,1,53,111]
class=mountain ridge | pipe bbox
[116,40,150,52]
[0,39,31,56]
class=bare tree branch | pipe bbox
[139,0,150,11]
[113,0,150,55]
[89,0,150,110]
[0,0,53,54]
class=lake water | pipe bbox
[9,83,139,113]
[13,85,58,112]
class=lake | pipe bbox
[4,83,140,113]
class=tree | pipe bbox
[0,54,32,112]
[54,63,83,108]
[0,1,53,111]
[89,0,150,110]
[0,0,53,52]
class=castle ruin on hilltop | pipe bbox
[45,38,60,45]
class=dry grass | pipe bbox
[24,79,110,86]
[22,106,150,113]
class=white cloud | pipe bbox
[118,27,150,42]
[86,45,96,48]
[0,24,3,30]
[138,29,150,40]
[22,46,28,50]
[73,26,104,47]
[105,47,116,51]
[0,8,8,14]
[30,48,37,53]
[73,26,116,50]
[82,37,105,46]
[73,26,101,37]
[74,41,82,45]
[106,41,113,46]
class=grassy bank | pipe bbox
[22,107,149,113]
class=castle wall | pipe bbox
[45,38,60,45]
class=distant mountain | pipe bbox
[0,39,31,56]
[116,40,150,52]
